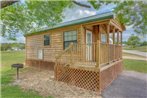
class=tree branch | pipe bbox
[72,1,91,8]
[0,1,18,8]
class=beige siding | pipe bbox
[26,25,81,62]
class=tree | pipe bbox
[1,0,147,40]
[1,1,72,40]
[89,0,147,35]
[127,34,140,48]
[0,43,11,51]
[140,41,147,46]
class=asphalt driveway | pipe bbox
[102,71,147,98]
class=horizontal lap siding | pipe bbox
[26,25,81,63]
[26,35,43,60]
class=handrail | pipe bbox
[55,43,74,67]
[55,43,74,60]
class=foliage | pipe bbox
[123,45,147,52]
[140,41,147,46]
[89,0,147,35]
[1,1,71,39]
[123,59,147,73]
[127,34,140,48]
[1,0,147,39]
[1,51,53,98]
[1,43,25,51]
[115,1,147,35]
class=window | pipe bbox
[44,35,50,46]
[109,33,113,44]
[64,30,77,49]
[37,49,43,59]
[101,33,107,43]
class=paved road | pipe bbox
[102,71,147,98]
[123,50,147,57]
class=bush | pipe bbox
[127,34,140,48]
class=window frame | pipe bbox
[44,34,51,46]
[63,30,77,49]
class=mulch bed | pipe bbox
[12,67,101,98]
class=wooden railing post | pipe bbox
[113,27,115,61]
[96,40,100,68]
[69,43,74,65]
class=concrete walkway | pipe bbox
[102,71,147,98]
[123,50,147,57]
[123,56,147,61]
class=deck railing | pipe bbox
[99,43,122,67]
[55,41,122,69]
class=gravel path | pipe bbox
[102,71,147,98]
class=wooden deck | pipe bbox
[54,40,123,93]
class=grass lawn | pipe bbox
[123,46,147,52]
[123,59,147,73]
[1,51,52,98]
[1,51,147,98]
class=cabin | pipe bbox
[25,12,125,94]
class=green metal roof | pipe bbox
[25,12,114,36]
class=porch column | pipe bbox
[120,32,123,59]
[113,27,115,61]
[117,31,120,60]
[93,25,99,63]
[120,32,122,45]
[117,31,119,45]
[95,25,100,68]
[106,24,110,63]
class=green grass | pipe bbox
[1,51,147,98]
[1,51,52,98]
[123,46,147,52]
[123,59,147,73]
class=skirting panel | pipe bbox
[54,65,100,92]
[100,60,123,91]
[26,59,55,70]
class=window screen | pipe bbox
[64,30,77,49]
[44,35,50,46]
[101,33,107,43]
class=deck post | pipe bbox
[113,27,115,61]
[106,24,110,63]
[116,31,119,60]
[120,32,123,59]
[96,40,100,68]
[69,43,73,65]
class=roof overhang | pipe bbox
[25,12,114,36]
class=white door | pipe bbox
[86,30,92,61]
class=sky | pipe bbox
[0,1,146,43]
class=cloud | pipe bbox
[62,5,97,22]
[0,33,25,43]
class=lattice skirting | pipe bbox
[54,65,100,92]
[54,60,123,93]
[25,59,55,70]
